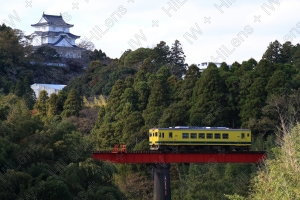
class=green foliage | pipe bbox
[123,48,151,68]
[190,63,228,126]
[89,49,106,61]
[32,46,61,63]
[247,124,300,200]
[46,93,59,117]
[34,90,49,116]
[35,179,72,200]
[169,39,187,78]
[3,22,300,199]
[0,24,30,72]
[240,77,267,127]
[61,89,82,117]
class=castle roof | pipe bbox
[33,31,80,39]
[33,36,83,49]
[31,13,74,27]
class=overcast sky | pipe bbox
[1,0,300,65]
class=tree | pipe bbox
[159,101,189,127]
[262,40,283,64]
[281,41,294,64]
[254,59,275,79]
[150,41,170,65]
[247,124,300,200]
[34,90,49,116]
[76,39,95,51]
[32,46,61,62]
[61,89,82,117]
[89,49,107,61]
[240,78,267,127]
[178,64,201,102]
[0,25,31,73]
[190,63,228,126]
[47,93,59,117]
[14,79,24,97]
[169,40,187,78]
[265,70,289,97]
[143,79,168,127]
[35,179,72,200]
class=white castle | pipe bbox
[31,13,82,58]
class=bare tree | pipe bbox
[76,39,95,51]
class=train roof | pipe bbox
[150,126,250,131]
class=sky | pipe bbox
[1,0,300,66]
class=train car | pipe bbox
[149,126,251,152]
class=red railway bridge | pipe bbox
[92,145,266,200]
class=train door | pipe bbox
[169,132,174,144]
[240,132,245,144]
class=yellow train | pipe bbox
[149,126,252,151]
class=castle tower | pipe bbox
[31,13,82,58]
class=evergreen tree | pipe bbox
[190,63,228,126]
[133,81,149,111]
[265,70,289,97]
[46,93,59,117]
[143,79,168,127]
[57,90,68,113]
[61,89,82,117]
[254,59,275,79]
[240,77,267,127]
[262,40,283,64]
[219,62,230,71]
[281,41,294,64]
[150,41,170,65]
[22,76,36,109]
[34,90,49,116]
[178,64,201,103]
[159,101,189,127]
[169,39,187,78]
[14,79,24,97]
[230,61,241,73]
[105,80,126,118]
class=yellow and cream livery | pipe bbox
[149,126,251,151]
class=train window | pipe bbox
[159,132,161,137]
[214,133,221,139]
[247,133,249,137]
[191,133,197,139]
[241,133,245,139]
[149,133,152,137]
[199,133,205,139]
[162,133,164,138]
[155,132,157,137]
[182,133,189,139]
[222,134,228,139]
[207,133,212,139]
[169,132,173,138]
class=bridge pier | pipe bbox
[153,163,171,200]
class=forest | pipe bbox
[1,23,300,199]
